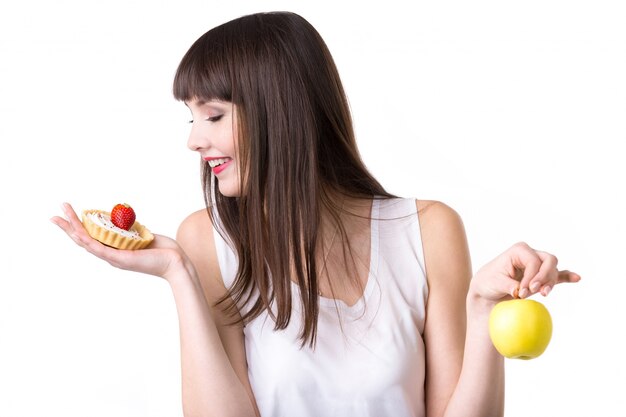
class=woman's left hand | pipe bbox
[469,242,581,304]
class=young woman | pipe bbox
[51,11,580,417]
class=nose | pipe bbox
[187,122,207,152]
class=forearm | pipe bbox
[443,296,504,417]
[167,266,257,417]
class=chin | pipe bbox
[217,181,241,197]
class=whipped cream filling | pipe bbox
[88,212,141,239]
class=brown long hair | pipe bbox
[173,11,393,346]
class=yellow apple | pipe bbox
[488,299,552,360]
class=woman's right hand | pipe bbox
[51,202,192,280]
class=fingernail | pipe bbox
[543,286,552,296]
[519,288,529,298]
[530,281,541,292]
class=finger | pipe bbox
[539,285,552,297]
[508,242,542,298]
[537,270,581,296]
[50,215,70,232]
[528,251,559,295]
[61,202,84,228]
[52,203,79,234]
[506,278,522,299]
[558,270,582,284]
[51,210,88,248]
[53,203,108,252]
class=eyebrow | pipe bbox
[186,98,229,109]
[183,99,206,108]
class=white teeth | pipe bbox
[208,158,230,168]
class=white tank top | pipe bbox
[212,198,429,417]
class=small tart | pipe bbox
[82,209,154,250]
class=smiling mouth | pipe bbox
[208,157,231,168]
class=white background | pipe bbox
[1,0,624,416]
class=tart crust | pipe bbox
[82,209,154,250]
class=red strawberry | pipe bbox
[110,203,136,231]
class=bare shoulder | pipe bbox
[416,199,464,232]
[176,208,214,267]
[176,209,225,301]
[177,208,213,245]
[415,199,471,286]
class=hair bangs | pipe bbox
[173,32,233,103]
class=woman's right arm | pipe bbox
[51,204,258,417]
[175,210,260,417]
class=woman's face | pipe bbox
[186,99,241,197]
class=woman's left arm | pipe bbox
[418,200,580,417]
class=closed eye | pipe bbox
[206,115,224,122]
[188,115,224,124]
